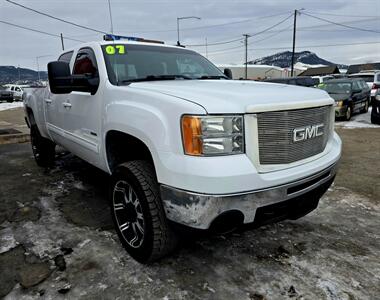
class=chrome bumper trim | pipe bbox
[160,162,339,229]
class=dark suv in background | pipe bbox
[318,78,371,120]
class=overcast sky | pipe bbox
[0,0,379,70]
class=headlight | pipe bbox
[181,115,244,156]
[336,100,344,107]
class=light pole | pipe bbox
[177,16,201,46]
[107,0,114,34]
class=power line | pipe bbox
[249,13,293,37]
[252,24,293,44]
[5,0,108,34]
[304,11,380,18]
[0,19,85,43]
[205,25,293,55]
[302,12,380,34]
[188,16,378,49]
[186,37,244,47]
[206,41,380,56]
[186,13,293,47]
[130,11,293,34]
[249,41,380,51]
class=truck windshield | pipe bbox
[322,82,352,94]
[101,44,226,85]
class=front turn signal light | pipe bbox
[181,116,202,156]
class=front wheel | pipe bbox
[30,125,55,167]
[110,161,177,263]
[344,106,352,121]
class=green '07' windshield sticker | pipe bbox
[105,45,126,55]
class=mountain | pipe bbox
[249,51,348,69]
[0,66,47,84]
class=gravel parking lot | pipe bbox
[0,110,379,299]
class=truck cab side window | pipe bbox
[73,49,99,78]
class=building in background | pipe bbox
[217,64,287,80]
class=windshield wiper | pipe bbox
[120,74,192,84]
[197,75,228,80]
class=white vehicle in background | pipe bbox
[23,35,342,263]
[5,84,26,101]
[348,71,380,101]
[312,75,334,85]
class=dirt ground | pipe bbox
[0,111,379,299]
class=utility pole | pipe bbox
[243,34,250,79]
[108,0,114,34]
[291,9,298,77]
[60,33,65,50]
[205,37,208,58]
[36,57,40,82]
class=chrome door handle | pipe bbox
[44,99,52,104]
[62,102,72,108]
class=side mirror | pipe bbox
[224,68,233,79]
[48,61,72,94]
[48,61,99,95]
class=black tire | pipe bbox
[361,100,369,113]
[110,161,177,263]
[6,99,13,103]
[344,106,352,121]
[30,125,55,167]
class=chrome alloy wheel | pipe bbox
[113,180,145,248]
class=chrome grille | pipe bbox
[257,106,332,165]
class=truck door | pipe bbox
[44,51,74,145]
[62,47,102,166]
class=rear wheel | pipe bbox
[30,125,55,167]
[361,100,369,113]
[110,161,177,263]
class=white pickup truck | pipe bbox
[24,37,342,263]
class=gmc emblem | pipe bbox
[293,124,324,142]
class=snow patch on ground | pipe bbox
[335,108,380,129]
[0,227,19,253]
[0,102,24,111]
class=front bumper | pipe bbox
[335,106,347,118]
[161,162,338,229]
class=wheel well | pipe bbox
[26,107,35,126]
[106,130,155,173]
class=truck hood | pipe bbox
[129,80,333,113]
